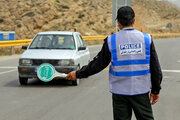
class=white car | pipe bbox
[18,31,90,85]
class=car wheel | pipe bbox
[19,76,28,85]
[72,78,79,86]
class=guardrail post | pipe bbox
[11,46,15,55]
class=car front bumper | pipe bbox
[18,65,79,78]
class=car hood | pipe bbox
[20,49,76,60]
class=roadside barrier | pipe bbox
[0,33,180,47]
[151,33,180,37]
[83,36,106,40]
[0,39,31,47]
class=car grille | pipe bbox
[32,59,59,66]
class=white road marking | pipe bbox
[0,69,17,75]
[163,76,169,79]
[162,70,180,73]
[177,61,180,63]
[0,67,179,76]
[104,68,180,73]
[0,66,17,69]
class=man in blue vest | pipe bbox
[66,6,162,120]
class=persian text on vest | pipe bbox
[119,43,143,55]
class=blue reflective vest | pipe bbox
[107,29,152,96]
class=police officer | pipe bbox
[66,6,162,120]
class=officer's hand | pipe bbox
[66,71,77,80]
[150,93,160,105]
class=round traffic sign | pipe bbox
[37,63,55,82]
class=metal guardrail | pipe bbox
[0,33,180,47]
[0,39,31,47]
[83,36,106,40]
[151,33,180,37]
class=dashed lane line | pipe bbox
[0,67,180,75]
[162,70,180,73]
[0,69,17,75]
[104,68,180,73]
[0,66,17,69]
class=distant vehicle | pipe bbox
[18,31,90,86]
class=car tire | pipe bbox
[19,76,28,85]
[72,79,79,86]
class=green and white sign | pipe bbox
[37,63,67,82]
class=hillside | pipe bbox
[170,0,180,7]
[0,0,179,40]
[133,0,180,33]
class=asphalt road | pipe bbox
[0,37,180,120]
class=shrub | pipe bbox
[0,18,4,23]
[92,28,96,31]
[17,24,22,28]
[24,12,35,17]
[87,21,94,25]
[61,5,69,9]
[78,13,85,18]
[56,0,60,3]
[53,15,59,19]
[74,19,80,23]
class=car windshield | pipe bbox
[29,34,76,50]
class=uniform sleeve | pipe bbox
[76,37,111,78]
[150,40,163,95]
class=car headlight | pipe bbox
[58,59,74,66]
[19,59,32,65]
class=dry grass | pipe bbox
[0,47,24,56]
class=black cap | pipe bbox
[116,6,135,26]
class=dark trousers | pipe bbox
[112,93,154,120]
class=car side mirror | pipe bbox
[78,46,86,51]
[22,45,28,50]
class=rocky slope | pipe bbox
[0,0,179,40]
[133,0,180,33]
